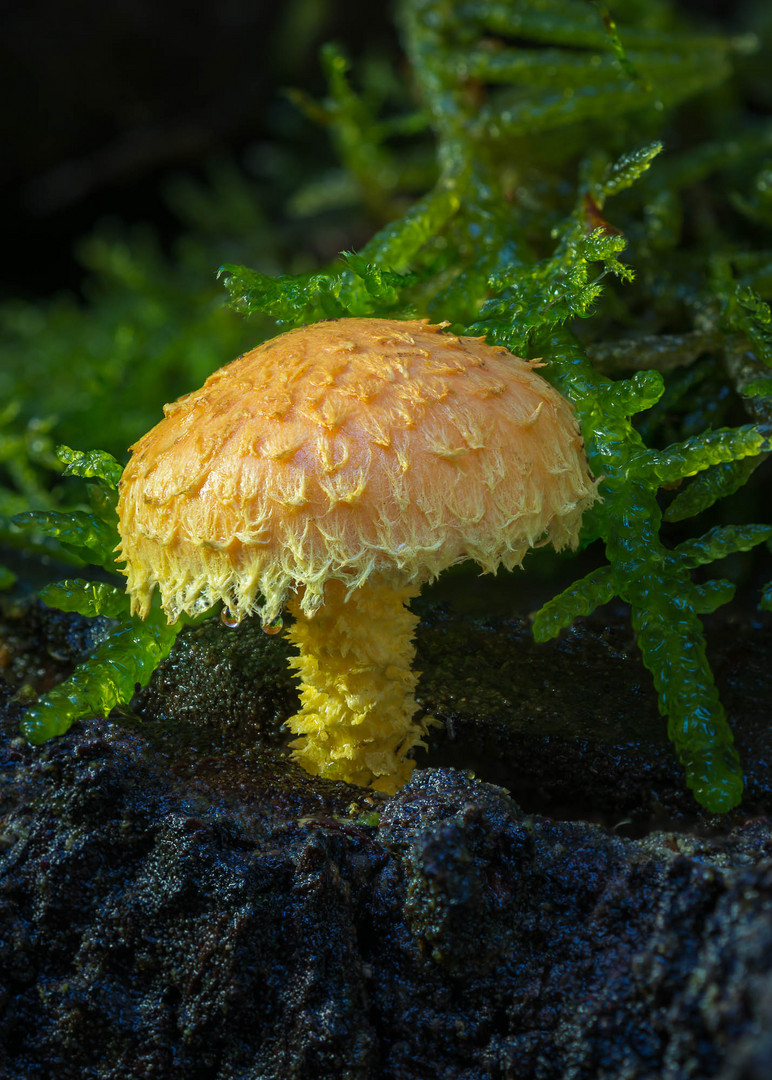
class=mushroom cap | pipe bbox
[117,318,598,623]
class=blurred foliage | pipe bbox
[3,0,772,811]
[0,166,277,465]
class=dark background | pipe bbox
[0,0,750,301]
[1,0,398,299]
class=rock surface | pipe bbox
[1,594,772,1079]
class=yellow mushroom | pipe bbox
[117,318,598,793]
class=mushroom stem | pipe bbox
[284,578,428,793]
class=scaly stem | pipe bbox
[284,578,428,793]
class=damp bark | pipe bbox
[1,589,772,1079]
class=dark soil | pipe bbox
[1,592,771,1079]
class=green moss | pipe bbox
[7,0,772,811]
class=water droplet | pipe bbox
[262,614,283,635]
[220,608,240,628]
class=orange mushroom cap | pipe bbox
[117,318,598,623]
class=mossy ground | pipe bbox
[4,577,770,832]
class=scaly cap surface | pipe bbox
[117,318,598,622]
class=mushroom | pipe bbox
[117,318,597,793]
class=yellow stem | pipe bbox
[284,578,428,793]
